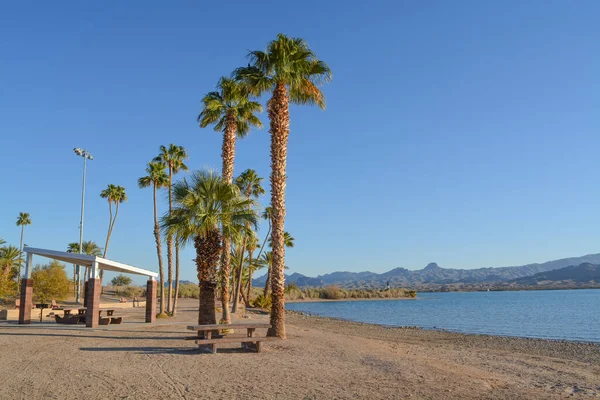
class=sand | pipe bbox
[0,298,598,399]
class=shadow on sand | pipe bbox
[79,346,255,355]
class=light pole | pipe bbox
[74,147,93,304]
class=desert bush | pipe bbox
[177,283,199,299]
[319,285,344,300]
[31,261,70,303]
[111,274,132,286]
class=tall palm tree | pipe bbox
[161,170,257,326]
[100,184,127,260]
[67,241,102,294]
[231,169,265,312]
[16,212,31,292]
[154,144,188,316]
[235,34,331,338]
[263,231,295,297]
[198,77,263,324]
[138,161,169,316]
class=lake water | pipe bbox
[286,289,600,343]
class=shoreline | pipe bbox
[285,309,600,346]
[285,296,416,303]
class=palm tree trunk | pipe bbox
[245,247,255,306]
[195,230,221,326]
[220,237,232,323]
[172,244,180,316]
[267,83,290,339]
[103,201,113,258]
[263,265,271,297]
[153,185,166,316]
[219,113,237,324]
[167,164,173,314]
[231,235,247,313]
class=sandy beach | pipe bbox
[0,298,598,399]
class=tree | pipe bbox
[198,78,263,324]
[67,241,102,294]
[154,144,188,316]
[100,184,127,260]
[111,274,132,286]
[138,161,169,316]
[161,170,257,326]
[67,241,102,257]
[16,212,31,293]
[235,34,331,338]
[231,169,265,312]
[264,231,295,297]
[32,260,71,305]
[0,246,22,297]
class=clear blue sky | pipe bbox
[1,1,599,284]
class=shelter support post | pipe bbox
[18,253,33,324]
[146,278,157,323]
[86,262,101,328]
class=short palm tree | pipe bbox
[100,184,127,260]
[154,144,188,316]
[235,34,331,337]
[162,170,257,325]
[67,241,102,293]
[16,212,31,292]
[138,161,169,316]
[0,246,22,296]
[199,78,263,324]
[0,246,23,277]
[66,241,102,256]
[231,169,265,312]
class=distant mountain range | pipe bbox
[253,253,600,289]
[510,263,600,285]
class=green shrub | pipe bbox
[252,293,271,309]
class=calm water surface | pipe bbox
[286,289,600,342]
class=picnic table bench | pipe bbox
[186,323,272,353]
[59,308,121,325]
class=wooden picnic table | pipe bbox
[186,323,272,353]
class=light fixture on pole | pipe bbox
[73,147,93,304]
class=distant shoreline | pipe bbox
[286,296,416,303]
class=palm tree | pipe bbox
[67,241,102,295]
[0,246,23,277]
[235,34,331,338]
[16,212,31,292]
[138,161,169,316]
[231,169,265,312]
[0,246,22,296]
[67,241,102,256]
[161,170,257,325]
[263,231,295,297]
[244,232,260,305]
[154,144,188,316]
[198,78,263,324]
[100,184,127,261]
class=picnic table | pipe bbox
[186,323,272,353]
[59,308,121,324]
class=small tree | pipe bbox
[32,261,70,304]
[111,274,132,286]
